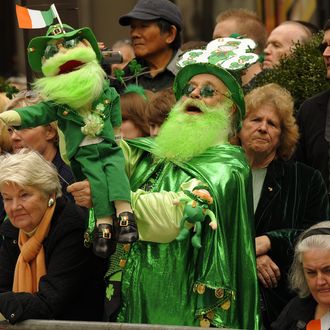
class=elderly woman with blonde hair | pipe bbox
[272,221,330,329]
[0,150,106,324]
[237,83,329,328]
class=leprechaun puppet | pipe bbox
[0,24,138,258]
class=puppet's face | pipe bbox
[41,38,95,76]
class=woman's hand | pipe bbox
[256,254,281,288]
[67,180,92,208]
[255,235,271,256]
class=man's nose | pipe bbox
[264,45,271,54]
[130,27,140,37]
[190,87,202,99]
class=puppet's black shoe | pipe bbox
[115,212,139,243]
[93,224,116,258]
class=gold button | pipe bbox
[104,99,110,104]
[206,310,214,320]
[214,288,224,298]
[268,187,273,192]
[119,259,126,268]
[200,318,210,327]
[196,283,205,295]
[123,243,131,252]
[220,300,231,310]
[63,110,69,116]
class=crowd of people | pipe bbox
[0,0,329,329]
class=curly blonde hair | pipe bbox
[244,83,299,160]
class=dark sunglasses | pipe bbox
[43,37,82,59]
[183,83,231,100]
[183,83,218,98]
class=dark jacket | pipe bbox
[295,88,330,191]
[0,197,107,324]
[271,296,316,330]
[255,159,329,327]
[110,50,181,94]
[52,151,75,202]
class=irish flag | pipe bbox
[16,4,56,29]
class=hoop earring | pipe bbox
[48,198,55,207]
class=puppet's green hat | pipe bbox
[27,23,102,73]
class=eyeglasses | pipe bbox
[43,37,81,59]
[183,83,231,100]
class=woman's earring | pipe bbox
[48,198,55,207]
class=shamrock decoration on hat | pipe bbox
[178,37,259,71]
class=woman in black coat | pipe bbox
[238,83,330,328]
[0,150,106,324]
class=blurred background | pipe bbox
[1,0,330,84]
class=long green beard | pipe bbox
[153,98,233,162]
[33,48,106,110]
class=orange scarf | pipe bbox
[13,201,56,293]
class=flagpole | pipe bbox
[50,4,65,33]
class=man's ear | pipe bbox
[166,25,177,45]
[229,104,237,117]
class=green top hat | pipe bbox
[27,23,102,73]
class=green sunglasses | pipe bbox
[43,37,82,59]
[183,83,232,100]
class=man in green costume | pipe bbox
[71,38,261,329]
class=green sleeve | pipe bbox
[15,102,58,128]
[131,179,203,243]
[131,189,185,243]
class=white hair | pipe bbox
[0,149,62,198]
[289,221,330,297]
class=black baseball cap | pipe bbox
[119,0,183,31]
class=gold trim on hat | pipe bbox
[51,25,64,36]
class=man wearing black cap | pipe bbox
[111,0,183,93]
